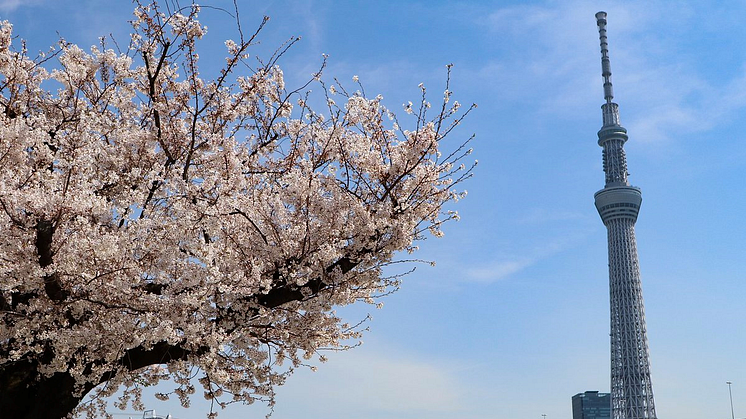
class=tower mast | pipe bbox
[593,11,657,419]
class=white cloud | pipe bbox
[104,344,465,419]
[280,349,462,415]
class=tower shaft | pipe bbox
[593,12,657,419]
[607,218,656,419]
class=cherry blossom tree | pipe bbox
[0,2,475,418]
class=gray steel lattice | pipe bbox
[593,12,658,419]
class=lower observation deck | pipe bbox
[594,186,642,223]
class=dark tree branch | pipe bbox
[35,219,68,302]
[116,341,208,373]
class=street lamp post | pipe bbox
[727,381,735,419]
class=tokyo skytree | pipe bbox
[593,12,658,419]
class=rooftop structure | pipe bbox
[572,391,612,419]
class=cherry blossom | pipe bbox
[0,2,475,418]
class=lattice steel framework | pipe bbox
[593,12,657,419]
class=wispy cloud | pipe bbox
[464,231,589,283]
[465,247,560,284]
[515,208,587,225]
[0,0,40,12]
[475,0,746,145]
[0,0,22,12]
[294,0,324,55]
[123,344,465,419]
[269,347,463,418]
[474,1,601,112]
[466,257,536,283]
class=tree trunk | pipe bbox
[0,341,203,418]
[0,361,87,419]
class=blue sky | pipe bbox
[2,1,746,418]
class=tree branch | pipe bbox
[35,219,68,302]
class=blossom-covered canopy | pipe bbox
[0,2,474,418]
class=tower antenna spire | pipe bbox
[596,11,614,104]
